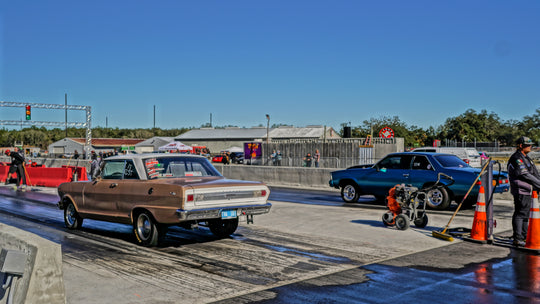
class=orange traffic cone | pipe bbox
[525,191,540,250]
[470,186,488,242]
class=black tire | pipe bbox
[414,212,428,228]
[425,187,450,210]
[208,218,239,238]
[133,211,159,247]
[461,196,477,209]
[341,183,360,203]
[64,202,83,229]
[382,213,395,226]
[374,195,387,203]
[395,214,410,230]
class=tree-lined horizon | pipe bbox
[1,108,539,149]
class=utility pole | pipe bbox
[210,113,212,127]
[65,93,68,138]
[266,114,270,144]
[153,105,156,129]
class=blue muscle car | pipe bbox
[329,152,509,210]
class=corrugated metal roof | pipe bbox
[176,128,269,140]
[175,126,337,140]
[269,126,326,138]
[70,138,144,146]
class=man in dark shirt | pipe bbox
[5,148,26,188]
[507,136,540,246]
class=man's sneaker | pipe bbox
[513,239,526,247]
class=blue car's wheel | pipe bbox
[425,187,450,210]
[341,183,360,203]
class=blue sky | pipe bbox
[1,1,539,131]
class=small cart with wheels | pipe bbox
[382,173,454,230]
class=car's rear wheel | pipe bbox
[461,195,478,209]
[425,187,450,210]
[64,202,83,229]
[208,218,239,238]
[341,183,360,203]
[133,211,159,247]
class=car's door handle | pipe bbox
[109,183,118,188]
[403,174,409,178]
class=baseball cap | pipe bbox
[517,136,534,146]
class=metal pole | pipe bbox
[153,105,156,129]
[484,161,495,242]
[65,93,68,138]
[265,114,270,144]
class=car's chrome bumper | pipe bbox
[176,202,272,221]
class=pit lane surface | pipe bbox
[0,186,535,303]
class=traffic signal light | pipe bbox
[25,105,31,120]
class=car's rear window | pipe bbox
[144,157,221,179]
[434,155,470,168]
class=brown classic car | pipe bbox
[57,153,271,246]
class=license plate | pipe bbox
[221,210,237,219]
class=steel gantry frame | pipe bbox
[0,101,92,150]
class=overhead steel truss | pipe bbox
[0,101,92,149]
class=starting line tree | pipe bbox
[0,101,92,152]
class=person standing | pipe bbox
[304,153,312,167]
[4,148,26,188]
[314,149,321,168]
[270,150,277,166]
[89,152,101,180]
[507,136,540,246]
[276,150,282,166]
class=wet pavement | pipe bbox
[1,185,539,303]
[216,242,540,304]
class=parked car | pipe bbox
[229,152,244,164]
[57,153,271,246]
[329,152,509,210]
[412,147,482,168]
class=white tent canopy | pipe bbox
[158,141,193,151]
[225,146,243,153]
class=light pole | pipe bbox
[266,114,270,144]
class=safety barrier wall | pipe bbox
[215,164,337,190]
[0,167,78,188]
[61,166,88,182]
[0,161,89,187]
[0,223,65,304]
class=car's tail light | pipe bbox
[464,159,470,164]
[476,180,482,186]
[187,194,194,202]
[261,190,267,197]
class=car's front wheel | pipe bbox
[425,187,450,210]
[208,218,239,238]
[64,202,83,229]
[133,211,159,247]
[341,183,360,203]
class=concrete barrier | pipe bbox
[0,224,65,304]
[215,164,335,189]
